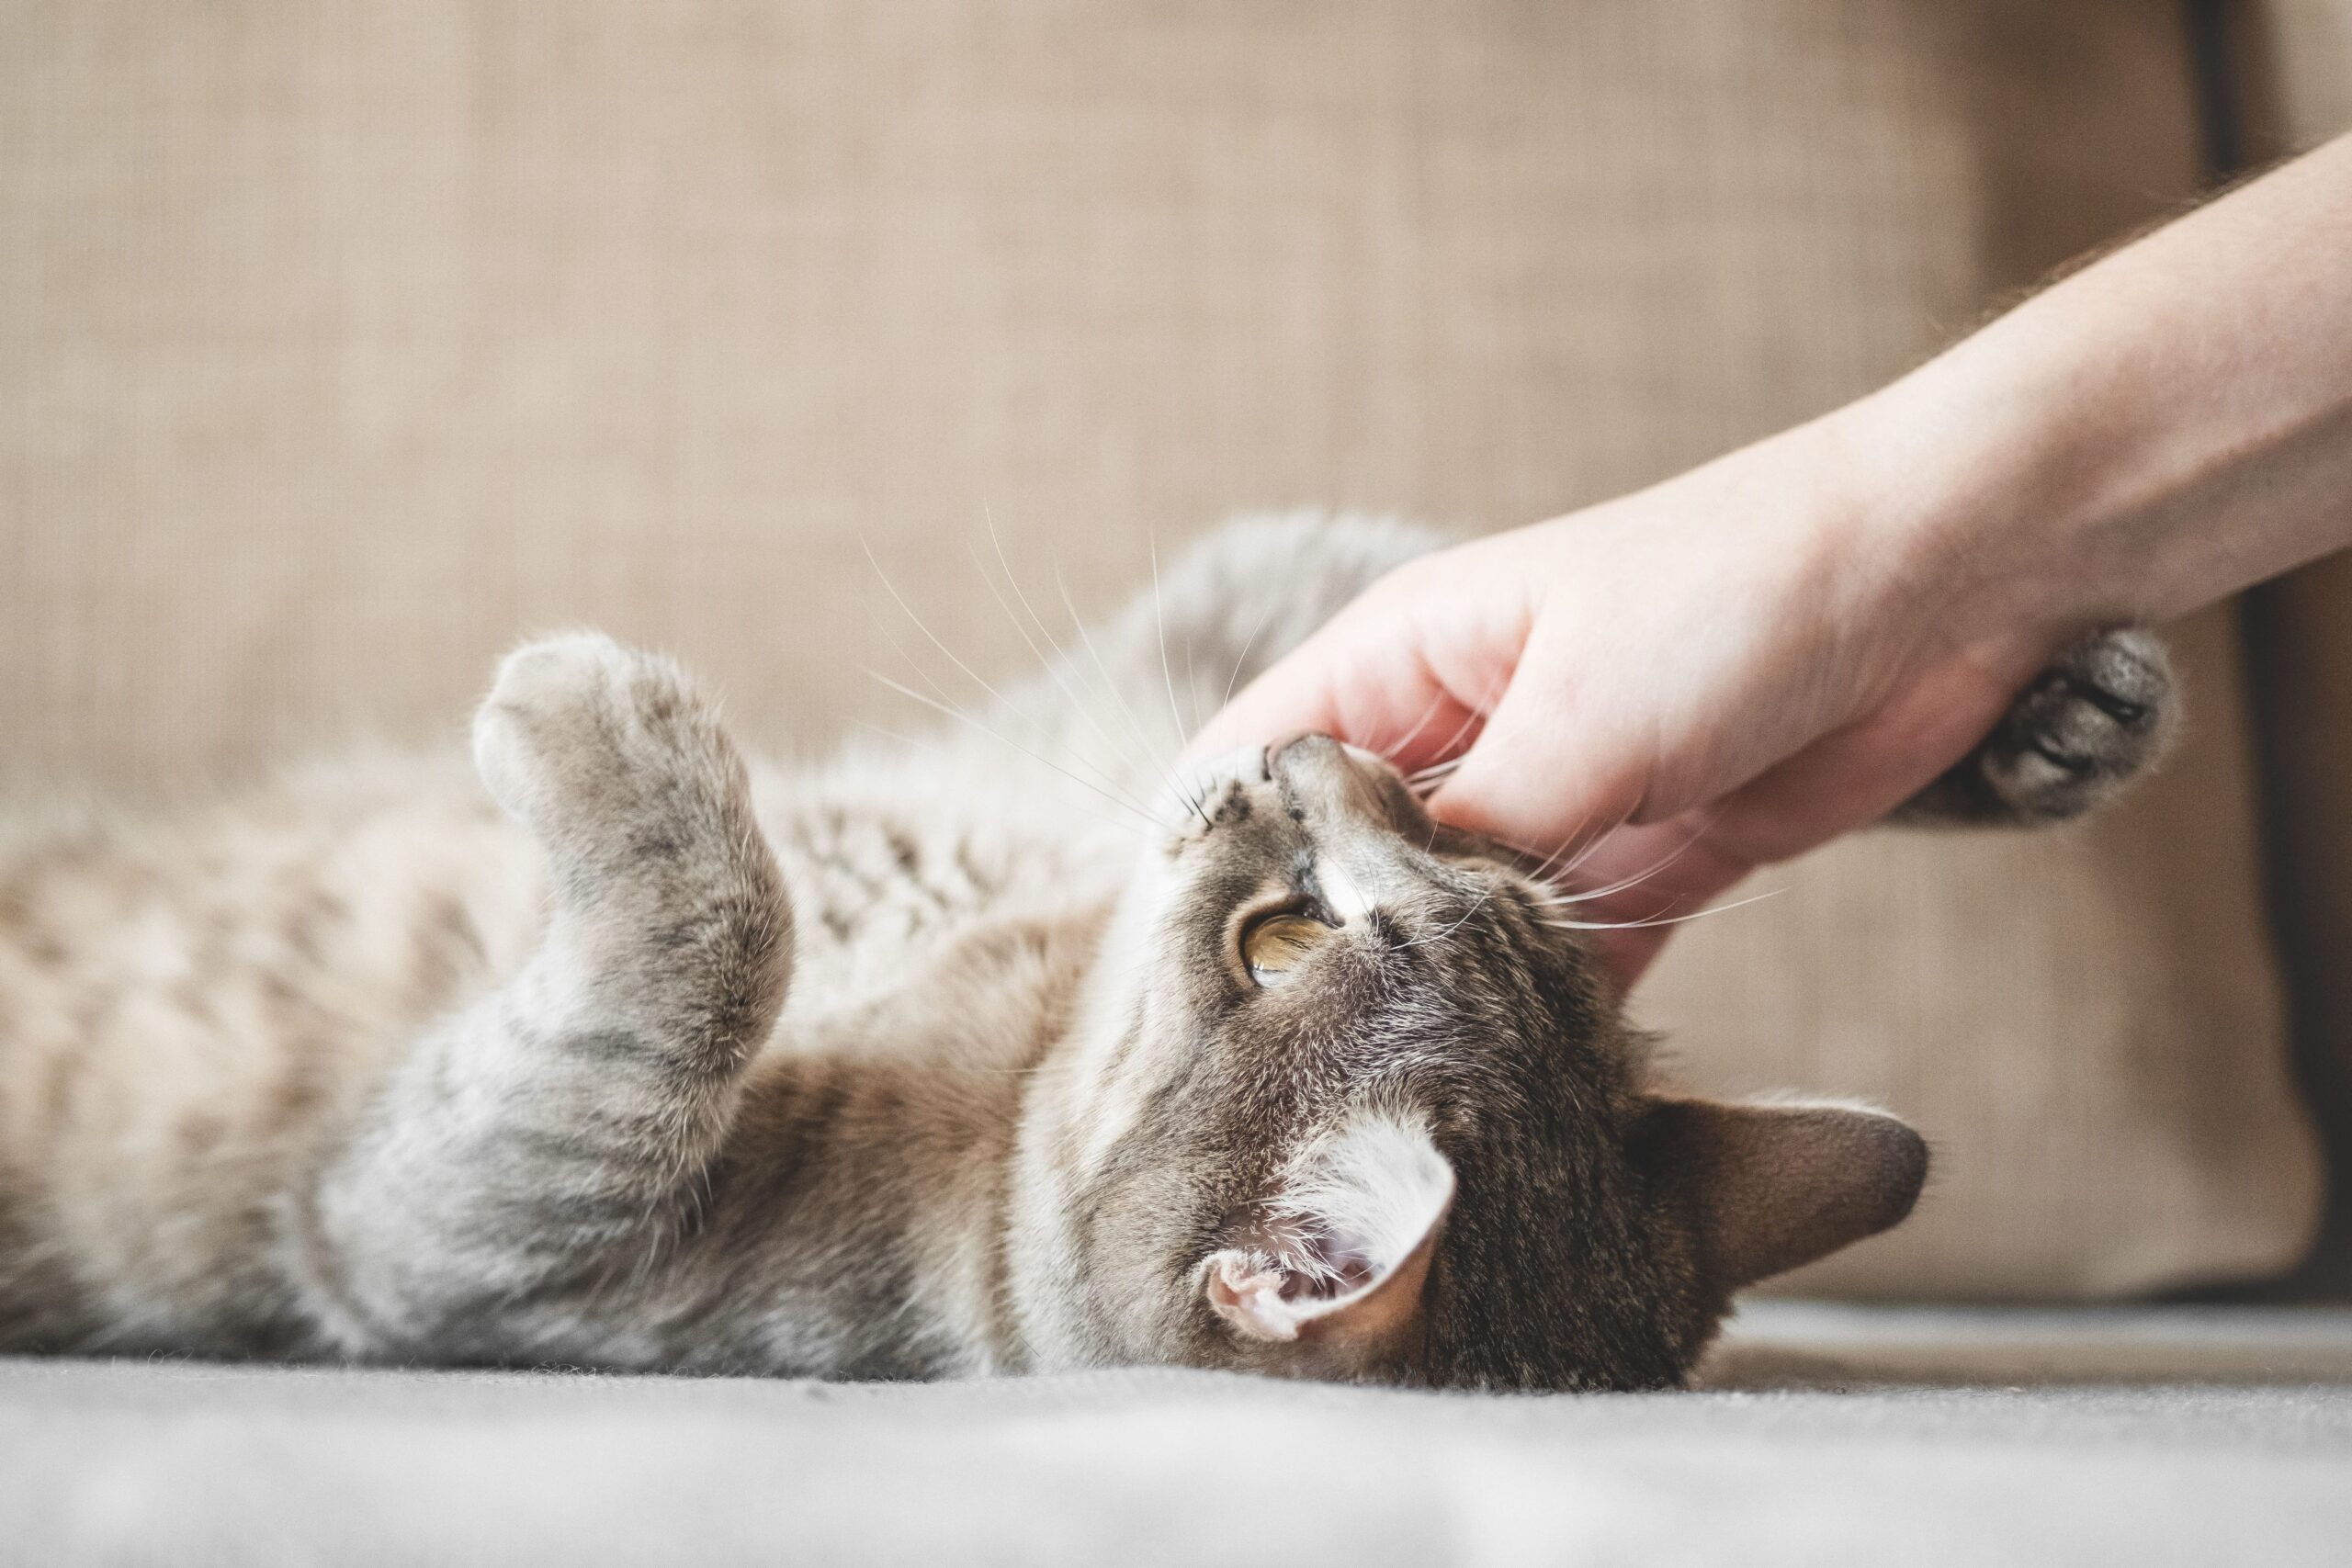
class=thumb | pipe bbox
[1186,610,1477,771]
[1183,632,1350,761]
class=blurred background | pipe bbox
[4,1,2350,1303]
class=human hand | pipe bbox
[1195,137,2352,990]
[1193,415,2067,987]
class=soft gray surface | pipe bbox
[6,1306,2352,1567]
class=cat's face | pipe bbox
[1030,735,1924,1390]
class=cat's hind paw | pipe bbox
[1897,628,2177,827]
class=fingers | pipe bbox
[1552,653,2030,991]
[1183,620,1355,760]
[1699,651,2025,863]
[1422,624,1651,871]
[1547,815,1758,989]
[1186,563,1513,776]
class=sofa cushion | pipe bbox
[0,1,2320,1295]
[2228,0,2352,1292]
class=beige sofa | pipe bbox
[4,3,2351,1561]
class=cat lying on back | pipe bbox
[0,516,2173,1388]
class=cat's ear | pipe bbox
[1633,1098,1928,1292]
[1201,1113,1453,1374]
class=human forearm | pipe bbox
[1850,133,2352,657]
[1203,135,2352,988]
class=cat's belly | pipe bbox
[756,765,1130,1017]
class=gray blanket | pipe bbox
[7,1304,2350,1566]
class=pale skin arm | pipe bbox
[1197,133,2352,986]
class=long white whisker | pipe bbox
[1436,671,1508,756]
[1182,631,1204,742]
[865,670,1157,831]
[1498,806,1608,886]
[861,536,1024,714]
[982,514,1161,790]
[967,538,1146,783]
[1148,532,1196,761]
[849,718,951,756]
[1217,604,1277,717]
[1540,887,1784,931]
[1398,671,1510,795]
[989,519,1167,789]
[1529,812,1717,905]
[863,599,1155,824]
[1394,886,1497,950]
[1054,561,1207,827]
[1384,689,1455,767]
[1053,563,1173,774]
[865,543,1155,817]
[1405,758,1464,797]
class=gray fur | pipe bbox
[0,515,2170,1388]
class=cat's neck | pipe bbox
[683,904,1107,1377]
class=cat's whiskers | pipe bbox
[1216,603,1277,718]
[1182,631,1204,742]
[1147,533,1213,828]
[1393,881,1498,950]
[866,545,1154,815]
[1537,886,1783,932]
[865,670,1157,835]
[863,540,1161,827]
[1524,813,1715,909]
[850,718,950,756]
[1382,689,1453,771]
[1397,671,1510,800]
[1052,561,1207,829]
[1482,800,1611,886]
[976,520,1153,789]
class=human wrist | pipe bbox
[1828,137,2352,660]
[1824,337,2120,681]
[1726,401,2032,717]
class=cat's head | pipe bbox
[1016,734,1925,1390]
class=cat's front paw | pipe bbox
[1903,628,2177,826]
[472,633,752,875]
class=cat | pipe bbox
[0,514,2173,1388]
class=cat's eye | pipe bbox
[1242,912,1333,987]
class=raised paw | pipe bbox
[472,633,760,886]
[471,634,792,1086]
[1900,629,2177,827]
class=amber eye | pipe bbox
[1242,913,1332,987]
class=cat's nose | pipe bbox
[1271,733,1391,818]
[1271,731,1347,776]
[1272,733,1399,784]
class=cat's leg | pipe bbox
[305,634,792,1359]
[1894,628,2177,826]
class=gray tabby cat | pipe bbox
[0,516,2172,1388]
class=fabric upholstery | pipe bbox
[0,2,2322,1295]
[2230,2,2352,1289]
